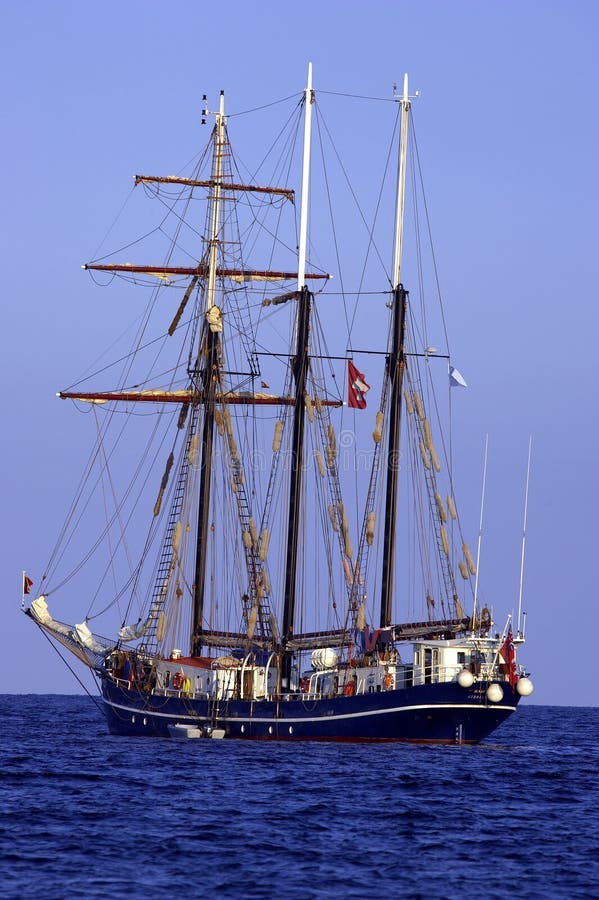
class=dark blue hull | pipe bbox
[101,678,519,743]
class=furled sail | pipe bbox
[134,173,295,202]
[58,389,342,408]
[83,262,330,282]
[27,596,113,664]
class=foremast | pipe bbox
[379,74,411,628]
[191,91,226,655]
[281,63,314,688]
[76,82,332,661]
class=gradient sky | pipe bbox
[1,0,597,706]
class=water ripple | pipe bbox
[1,696,597,899]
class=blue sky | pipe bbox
[1,0,597,705]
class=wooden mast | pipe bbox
[380,75,411,628]
[280,63,314,689]
[191,91,226,656]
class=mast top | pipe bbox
[401,72,409,104]
[203,89,226,123]
[205,90,227,311]
[391,72,411,290]
[297,63,314,291]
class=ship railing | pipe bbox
[327,661,484,692]
[405,664,464,687]
[409,662,514,685]
[161,687,206,699]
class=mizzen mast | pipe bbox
[380,74,411,628]
[191,90,226,656]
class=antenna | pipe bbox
[517,436,532,637]
[472,434,488,626]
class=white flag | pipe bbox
[449,366,467,388]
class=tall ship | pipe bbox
[25,68,533,742]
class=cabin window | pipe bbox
[424,648,432,684]
[457,652,466,665]
[414,651,420,666]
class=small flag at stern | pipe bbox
[499,629,518,688]
[23,573,33,595]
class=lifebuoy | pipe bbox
[172,672,184,690]
[384,674,393,689]
[343,681,355,696]
[300,677,310,693]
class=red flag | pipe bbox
[347,360,370,409]
[23,574,33,595]
[499,629,518,688]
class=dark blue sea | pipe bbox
[1,697,597,899]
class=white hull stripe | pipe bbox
[104,697,517,725]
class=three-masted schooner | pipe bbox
[25,68,533,742]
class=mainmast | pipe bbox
[280,63,314,688]
[379,74,411,628]
[191,91,226,655]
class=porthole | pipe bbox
[289,726,293,735]
[131,715,136,723]
[143,717,147,726]
[241,724,245,734]
[268,726,273,735]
